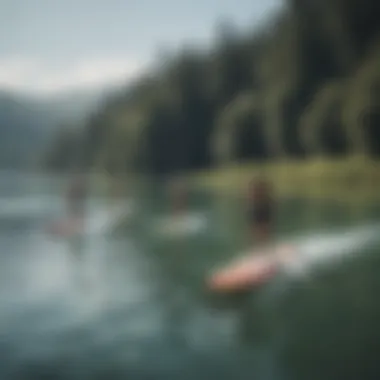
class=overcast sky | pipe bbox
[1,0,281,96]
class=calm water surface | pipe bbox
[0,173,379,380]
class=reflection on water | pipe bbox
[0,174,379,379]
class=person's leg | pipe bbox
[256,223,271,243]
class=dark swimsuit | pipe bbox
[248,202,272,225]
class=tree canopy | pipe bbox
[46,0,380,175]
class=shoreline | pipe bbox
[190,156,380,202]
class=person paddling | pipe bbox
[67,172,87,224]
[169,177,188,216]
[246,177,275,246]
[47,172,88,236]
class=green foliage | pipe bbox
[46,0,380,175]
[299,81,347,156]
[212,92,264,164]
[342,37,380,156]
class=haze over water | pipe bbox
[0,173,379,379]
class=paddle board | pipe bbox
[47,201,135,237]
[153,212,207,238]
[207,224,380,293]
[207,244,296,292]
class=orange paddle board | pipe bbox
[207,244,296,292]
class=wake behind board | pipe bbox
[153,212,207,238]
[47,201,135,238]
[207,244,296,293]
[208,224,380,293]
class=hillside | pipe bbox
[46,0,380,176]
[0,89,103,169]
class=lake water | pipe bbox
[0,173,379,380]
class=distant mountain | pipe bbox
[0,88,108,170]
[41,88,106,125]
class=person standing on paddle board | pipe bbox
[169,177,188,216]
[48,173,88,236]
[247,177,274,245]
[67,173,87,221]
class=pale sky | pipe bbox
[1,0,282,96]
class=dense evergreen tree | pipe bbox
[46,0,380,175]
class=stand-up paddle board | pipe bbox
[153,212,207,238]
[207,244,296,292]
[47,201,135,238]
[207,224,380,293]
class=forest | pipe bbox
[45,0,380,178]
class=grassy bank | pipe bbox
[191,156,380,202]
